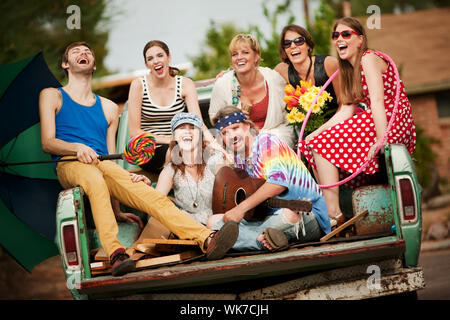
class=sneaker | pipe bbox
[110,248,136,277]
[206,221,239,260]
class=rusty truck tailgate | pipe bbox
[79,236,405,297]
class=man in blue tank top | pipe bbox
[39,42,238,276]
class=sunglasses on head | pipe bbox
[283,37,306,49]
[331,30,360,40]
[237,34,256,44]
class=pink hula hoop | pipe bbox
[297,51,401,189]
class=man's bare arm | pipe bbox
[101,97,120,155]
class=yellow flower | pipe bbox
[311,103,321,114]
[311,86,320,95]
[317,96,325,106]
[286,108,299,124]
[284,84,296,96]
[294,111,306,123]
[298,96,307,109]
[300,80,312,90]
[305,91,315,102]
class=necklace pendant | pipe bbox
[193,202,198,208]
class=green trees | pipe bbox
[306,1,336,55]
[190,0,336,80]
[190,0,298,79]
[190,21,246,80]
[0,0,113,82]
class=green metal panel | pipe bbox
[73,187,92,279]
[197,85,213,103]
[116,103,140,171]
[386,144,422,267]
[352,185,394,235]
[88,222,142,250]
[54,188,87,300]
[384,145,402,238]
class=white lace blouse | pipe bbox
[164,152,224,225]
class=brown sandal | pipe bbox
[330,213,346,228]
[262,228,288,251]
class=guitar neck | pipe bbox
[265,198,312,212]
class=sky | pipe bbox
[103,0,318,76]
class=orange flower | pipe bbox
[284,95,299,110]
[300,86,308,95]
[294,85,303,97]
[284,84,296,96]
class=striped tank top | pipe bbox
[140,75,187,136]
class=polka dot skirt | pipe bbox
[299,50,416,189]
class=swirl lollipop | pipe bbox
[123,133,156,165]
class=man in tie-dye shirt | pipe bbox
[208,106,330,252]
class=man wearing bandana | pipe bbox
[207,106,331,251]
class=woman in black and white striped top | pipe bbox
[128,40,210,173]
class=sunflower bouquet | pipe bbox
[284,80,333,135]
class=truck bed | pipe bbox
[79,234,404,298]
[56,144,423,299]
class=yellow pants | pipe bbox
[56,159,211,258]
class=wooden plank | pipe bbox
[320,210,369,242]
[142,238,198,246]
[136,250,201,269]
[136,243,161,256]
[90,261,110,271]
[130,252,146,261]
[133,218,172,245]
[94,248,108,261]
[91,268,112,276]
[125,247,136,257]
[128,218,172,257]
[154,243,195,253]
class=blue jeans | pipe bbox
[212,210,324,252]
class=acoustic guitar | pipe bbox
[212,166,313,221]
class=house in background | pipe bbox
[363,8,450,180]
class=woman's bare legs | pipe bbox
[311,150,344,222]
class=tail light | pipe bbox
[61,222,81,269]
[396,176,417,224]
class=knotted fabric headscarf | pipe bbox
[214,111,247,131]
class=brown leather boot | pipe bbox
[206,221,239,260]
[110,248,136,277]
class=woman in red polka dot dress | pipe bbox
[299,17,416,227]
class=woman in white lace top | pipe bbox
[131,113,229,225]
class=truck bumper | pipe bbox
[240,259,425,300]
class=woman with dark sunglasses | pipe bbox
[208,34,295,149]
[275,24,340,137]
[298,17,416,228]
